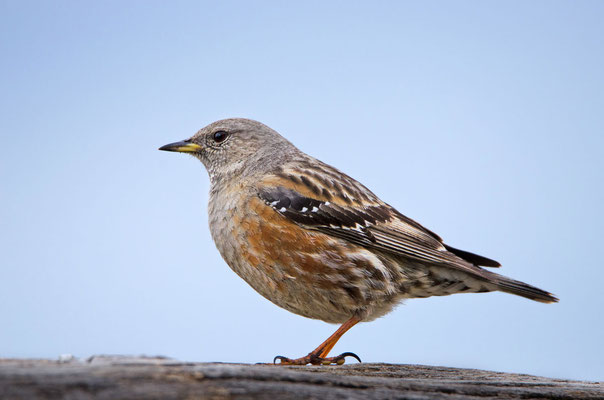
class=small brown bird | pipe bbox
[159,118,558,366]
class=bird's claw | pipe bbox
[273,355,295,365]
[273,352,361,366]
[332,352,362,364]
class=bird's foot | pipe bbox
[273,352,361,366]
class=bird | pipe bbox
[159,118,558,366]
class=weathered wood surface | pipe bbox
[0,356,602,399]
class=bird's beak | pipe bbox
[158,140,202,153]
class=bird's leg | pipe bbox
[273,316,361,365]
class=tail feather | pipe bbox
[490,275,558,303]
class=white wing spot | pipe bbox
[311,206,319,212]
[279,207,287,212]
[324,201,330,205]
[301,207,308,212]
[270,201,279,206]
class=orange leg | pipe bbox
[274,316,361,366]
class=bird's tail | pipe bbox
[484,271,558,303]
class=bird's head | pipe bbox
[159,118,296,183]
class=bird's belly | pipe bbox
[209,196,403,323]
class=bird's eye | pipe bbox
[213,131,229,143]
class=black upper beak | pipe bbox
[158,140,202,153]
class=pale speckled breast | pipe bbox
[207,182,406,323]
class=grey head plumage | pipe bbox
[159,118,298,185]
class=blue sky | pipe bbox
[1,1,603,381]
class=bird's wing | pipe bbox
[257,164,500,270]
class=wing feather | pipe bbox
[257,184,500,271]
